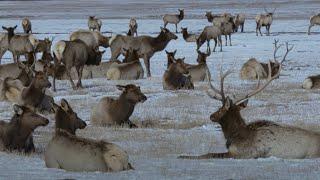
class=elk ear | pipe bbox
[237,99,248,110]
[173,50,177,55]
[13,25,17,30]
[60,99,70,112]
[2,26,7,30]
[181,57,185,62]
[51,103,60,113]
[116,85,126,91]
[165,50,169,54]
[13,104,24,115]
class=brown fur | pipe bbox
[22,18,32,34]
[163,9,184,33]
[181,27,198,42]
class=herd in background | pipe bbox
[0,7,319,173]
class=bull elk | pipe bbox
[21,18,32,34]
[240,40,293,80]
[128,18,138,37]
[88,16,102,32]
[234,13,246,33]
[179,57,320,159]
[197,25,222,52]
[90,84,147,128]
[109,27,177,77]
[181,27,199,42]
[307,14,320,35]
[255,8,276,36]
[163,9,184,33]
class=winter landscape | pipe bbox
[1,0,320,179]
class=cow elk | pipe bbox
[70,30,110,48]
[88,16,102,31]
[181,27,199,42]
[219,22,234,46]
[109,27,177,77]
[302,75,320,89]
[234,13,246,32]
[22,18,32,34]
[0,105,49,153]
[240,40,293,80]
[0,62,33,86]
[163,9,184,33]
[308,14,320,35]
[165,49,177,69]
[128,18,138,37]
[255,8,276,36]
[205,12,233,26]
[91,84,147,128]
[187,49,211,82]
[197,26,222,52]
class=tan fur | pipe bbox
[302,75,320,89]
[53,41,66,62]
[308,14,320,35]
[240,58,267,80]
[106,61,144,80]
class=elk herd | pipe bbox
[0,7,319,174]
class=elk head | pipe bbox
[117,84,147,104]
[180,27,188,34]
[32,70,51,89]
[160,27,178,40]
[171,57,189,75]
[165,49,177,68]
[196,47,211,64]
[2,25,17,39]
[13,104,49,130]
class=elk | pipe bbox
[165,49,177,69]
[70,30,110,48]
[2,26,38,64]
[205,12,233,26]
[0,104,49,153]
[197,25,222,52]
[255,8,276,36]
[107,48,144,80]
[219,22,234,46]
[128,18,138,37]
[240,40,293,80]
[179,59,320,159]
[181,27,199,42]
[163,9,184,33]
[302,75,320,89]
[163,58,194,90]
[234,13,246,32]
[88,16,102,31]
[21,18,32,34]
[187,49,211,82]
[53,39,88,91]
[91,84,147,128]
[0,62,33,86]
[109,27,178,77]
[308,14,320,35]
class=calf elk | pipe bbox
[255,8,276,36]
[91,84,147,127]
[308,14,320,35]
[240,40,293,80]
[163,9,184,33]
[88,16,102,31]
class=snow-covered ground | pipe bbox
[1,0,320,179]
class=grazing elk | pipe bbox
[2,26,38,64]
[53,39,88,91]
[302,75,320,89]
[88,16,102,31]
[91,84,147,128]
[308,14,320,35]
[0,105,49,153]
[128,18,138,37]
[70,30,110,48]
[107,48,144,80]
[234,13,246,32]
[165,49,177,69]
[22,18,32,34]
[255,8,276,36]
[163,9,184,33]
[179,60,320,159]
[187,49,211,82]
[197,26,222,52]
[109,27,177,77]
[240,40,293,80]
[181,27,199,42]
[163,58,194,90]
[219,22,234,46]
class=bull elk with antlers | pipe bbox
[240,40,293,80]
[255,8,276,36]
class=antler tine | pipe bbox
[273,39,282,63]
[206,70,223,102]
[220,68,233,102]
[264,7,268,13]
[280,42,294,64]
[272,8,277,13]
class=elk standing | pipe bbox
[91,84,147,127]
[70,30,110,48]
[22,18,32,34]
[255,8,276,36]
[219,22,234,46]
[181,27,199,42]
[163,9,184,33]
[128,18,138,37]
[197,26,222,52]
[88,16,102,31]
[234,13,246,32]
[308,14,320,35]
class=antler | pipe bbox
[273,39,282,63]
[272,8,277,14]
[264,7,269,13]
[280,42,294,64]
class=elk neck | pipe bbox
[151,32,172,52]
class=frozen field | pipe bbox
[1,0,320,179]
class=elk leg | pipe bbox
[178,152,231,159]
[66,69,76,90]
[143,56,151,77]
[256,23,259,36]
[265,26,269,36]
[308,24,313,35]
[0,48,6,64]
[76,66,84,88]
[225,35,227,46]
[259,26,263,36]
[164,21,168,28]
[175,24,178,33]
[229,34,232,46]
[213,39,217,52]
[241,24,244,33]
[53,70,56,92]
[218,35,222,52]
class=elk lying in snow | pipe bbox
[53,40,88,91]
[22,18,32,34]
[110,27,177,77]
[163,9,184,33]
[91,84,147,128]
[197,26,222,52]
[302,75,320,89]
[219,22,234,46]
[2,26,38,63]
[180,60,320,159]
[0,62,33,86]
[205,12,233,26]
[240,40,293,80]
[163,58,194,90]
[187,49,211,82]
[0,105,49,153]
[234,13,246,32]
[165,49,177,69]
[88,16,102,31]
[308,14,320,35]
[107,48,144,80]
[70,30,110,48]
[255,8,276,36]
[128,18,138,37]
[181,27,199,42]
